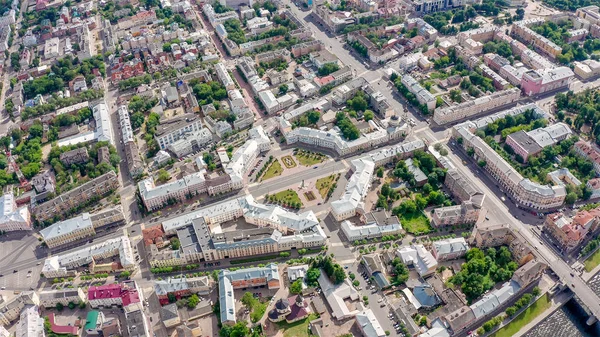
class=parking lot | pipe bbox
[0,233,46,291]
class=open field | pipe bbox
[400,212,432,235]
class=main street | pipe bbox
[444,143,600,323]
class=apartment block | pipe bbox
[34,171,120,222]
[521,67,574,96]
[453,108,566,210]
[15,305,44,337]
[401,75,436,111]
[138,172,206,212]
[87,281,141,309]
[42,236,135,278]
[434,88,521,125]
[512,19,562,58]
[505,123,572,162]
[574,141,600,175]
[39,288,86,308]
[155,113,203,150]
[219,264,280,325]
[432,238,469,261]
[0,292,39,326]
[155,276,211,304]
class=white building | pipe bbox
[15,305,44,337]
[356,309,386,337]
[39,288,86,308]
[341,220,402,241]
[40,213,95,249]
[397,245,437,277]
[215,62,235,90]
[41,236,135,278]
[138,172,206,211]
[0,193,32,232]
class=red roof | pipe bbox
[142,225,165,246]
[48,313,78,335]
[88,284,122,300]
[121,289,141,307]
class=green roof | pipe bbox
[84,311,99,330]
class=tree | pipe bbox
[364,110,374,122]
[168,293,177,303]
[290,279,303,294]
[68,302,76,309]
[376,166,384,178]
[317,63,340,76]
[241,292,255,308]
[56,303,64,311]
[157,169,171,183]
[306,268,321,287]
[506,306,516,316]
[279,84,288,95]
[532,286,541,297]
[187,294,200,308]
[565,192,577,204]
[170,238,181,250]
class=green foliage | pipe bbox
[390,258,409,286]
[118,74,152,91]
[187,294,200,308]
[290,279,303,294]
[170,238,181,250]
[317,63,340,77]
[335,112,360,140]
[157,169,171,183]
[306,268,321,287]
[450,247,516,303]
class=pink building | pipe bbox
[520,67,573,96]
[88,282,141,308]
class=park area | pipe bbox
[262,159,284,181]
[400,212,432,235]
[294,149,327,166]
[266,189,303,208]
[316,174,338,199]
[281,155,297,168]
[490,294,551,337]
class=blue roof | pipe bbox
[373,272,390,289]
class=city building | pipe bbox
[355,309,386,337]
[87,281,141,308]
[219,264,280,325]
[0,292,39,325]
[520,67,574,96]
[401,74,436,111]
[341,220,403,241]
[39,288,86,308]
[574,141,600,175]
[0,192,32,232]
[42,236,135,278]
[434,88,521,125]
[453,107,566,210]
[33,171,120,222]
[138,172,206,212]
[544,206,600,252]
[330,139,425,220]
[117,106,144,177]
[318,271,360,319]
[15,305,44,337]
[505,123,572,162]
[155,276,211,304]
[397,245,437,277]
[432,238,469,261]
[155,113,203,150]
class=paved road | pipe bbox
[445,143,600,323]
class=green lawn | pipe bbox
[584,248,600,272]
[269,189,303,207]
[294,151,326,166]
[400,212,432,235]
[250,300,267,323]
[262,159,284,181]
[277,313,318,337]
[490,294,551,337]
[316,175,336,198]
